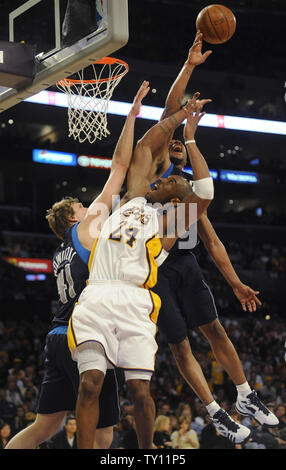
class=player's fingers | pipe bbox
[202,50,213,60]
[247,302,253,312]
[253,296,262,306]
[241,302,247,312]
[191,92,200,104]
[192,40,202,50]
[198,99,212,107]
[137,80,149,95]
[197,112,206,122]
[194,31,202,41]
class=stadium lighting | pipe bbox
[25,91,286,136]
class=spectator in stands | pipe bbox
[157,401,171,417]
[246,417,286,449]
[168,414,178,434]
[275,404,286,430]
[170,416,199,449]
[0,388,17,427]
[48,415,77,449]
[0,422,12,449]
[5,376,23,407]
[153,415,172,449]
[12,405,27,435]
[259,377,277,402]
[8,358,25,381]
[0,358,9,389]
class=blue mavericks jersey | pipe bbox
[50,223,90,329]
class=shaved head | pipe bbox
[145,175,193,204]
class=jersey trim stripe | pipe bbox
[148,289,161,325]
[143,232,162,289]
[154,246,163,259]
[88,233,100,272]
[67,317,77,355]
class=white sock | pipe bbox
[205,400,221,417]
[236,381,252,398]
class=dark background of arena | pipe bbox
[0,0,285,450]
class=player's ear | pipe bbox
[68,214,77,222]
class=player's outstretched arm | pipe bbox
[77,81,150,248]
[197,213,262,312]
[160,31,212,121]
[110,80,150,174]
[122,100,193,203]
[160,96,214,251]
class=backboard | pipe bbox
[0,0,129,112]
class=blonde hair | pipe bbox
[46,196,79,240]
[154,415,170,432]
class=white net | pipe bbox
[57,58,129,144]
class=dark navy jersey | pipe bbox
[151,163,199,254]
[50,223,90,329]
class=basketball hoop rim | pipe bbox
[57,57,129,86]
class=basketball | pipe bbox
[196,4,236,44]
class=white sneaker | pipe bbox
[236,390,279,427]
[210,408,251,444]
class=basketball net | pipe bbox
[57,57,129,144]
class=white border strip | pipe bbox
[25,90,286,136]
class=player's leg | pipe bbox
[155,268,251,444]
[94,368,124,448]
[75,343,107,448]
[7,331,75,449]
[155,269,213,404]
[199,318,246,385]
[5,412,66,449]
[169,338,214,405]
[94,426,114,449]
[117,287,158,449]
[126,374,155,449]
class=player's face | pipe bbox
[145,175,189,204]
[71,202,88,222]
[169,139,187,167]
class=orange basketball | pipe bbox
[196,4,236,44]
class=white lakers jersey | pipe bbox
[88,197,168,288]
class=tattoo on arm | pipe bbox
[159,115,179,135]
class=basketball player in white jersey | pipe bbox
[5,80,150,450]
[68,94,215,448]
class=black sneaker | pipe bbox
[210,408,251,444]
[236,390,279,427]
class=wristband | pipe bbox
[185,139,196,145]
